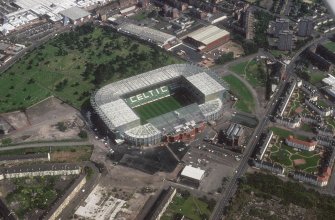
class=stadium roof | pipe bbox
[100,99,139,128]
[91,64,228,141]
[125,123,161,139]
[186,72,224,96]
[59,6,90,21]
[118,23,176,47]
[186,25,229,46]
[181,165,205,181]
[93,64,226,107]
[199,99,223,118]
[322,74,335,86]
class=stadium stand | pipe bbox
[91,64,228,146]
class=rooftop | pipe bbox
[185,72,225,96]
[118,23,176,47]
[186,25,229,45]
[59,6,90,21]
[0,163,80,174]
[286,135,317,147]
[100,99,140,129]
[180,165,205,181]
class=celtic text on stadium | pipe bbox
[91,64,229,146]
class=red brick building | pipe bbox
[165,122,206,143]
[183,25,230,52]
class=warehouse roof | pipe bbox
[186,25,229,45]
[181,165,205,181]
[59,6,90,21]
[118,23,176,47]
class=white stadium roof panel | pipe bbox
[186,72,225,96]
[181,165,205,181]
[125,124,161,138]
[59,6,90,21]
[100,100,139,128]
[322,74,335,86]
[186,25,229,45]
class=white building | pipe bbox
[180,165,205,185]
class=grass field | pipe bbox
[0,24,181,113]
[270,142,320,174]
[223,74,255,113]
[324,41,335,53]
[161,194,211,220]
[133,95,183,123]
[308,71,325,85]
[229,60,266,87]
[0,145,93,162]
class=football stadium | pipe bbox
[91,64,228,146]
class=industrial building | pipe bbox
[221,123,244,147]
[91,64,228,146]
[59,6,91,25]
[117,23,176,48]
[180,165,205,186]
[183,25,230,52]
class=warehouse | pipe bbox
[59,7,91,25]
[180,165,205,187]
[183,25,230,52]
[117,23,176,48]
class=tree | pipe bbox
[215,52,234,64]
[78,130,88,139]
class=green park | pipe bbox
[223,74,255,113]
[229,59,267,87]
[0,23,181,113]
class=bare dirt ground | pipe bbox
[219,41,244,58]
[1,97,85,143]
[0,111,29,130]
[99,166,166,220]
[294,159,306,166]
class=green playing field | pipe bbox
[133,95,184,123]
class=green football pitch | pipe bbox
[133,95,184,123]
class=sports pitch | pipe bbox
[132,90,194,123]
[133,95,184,123]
